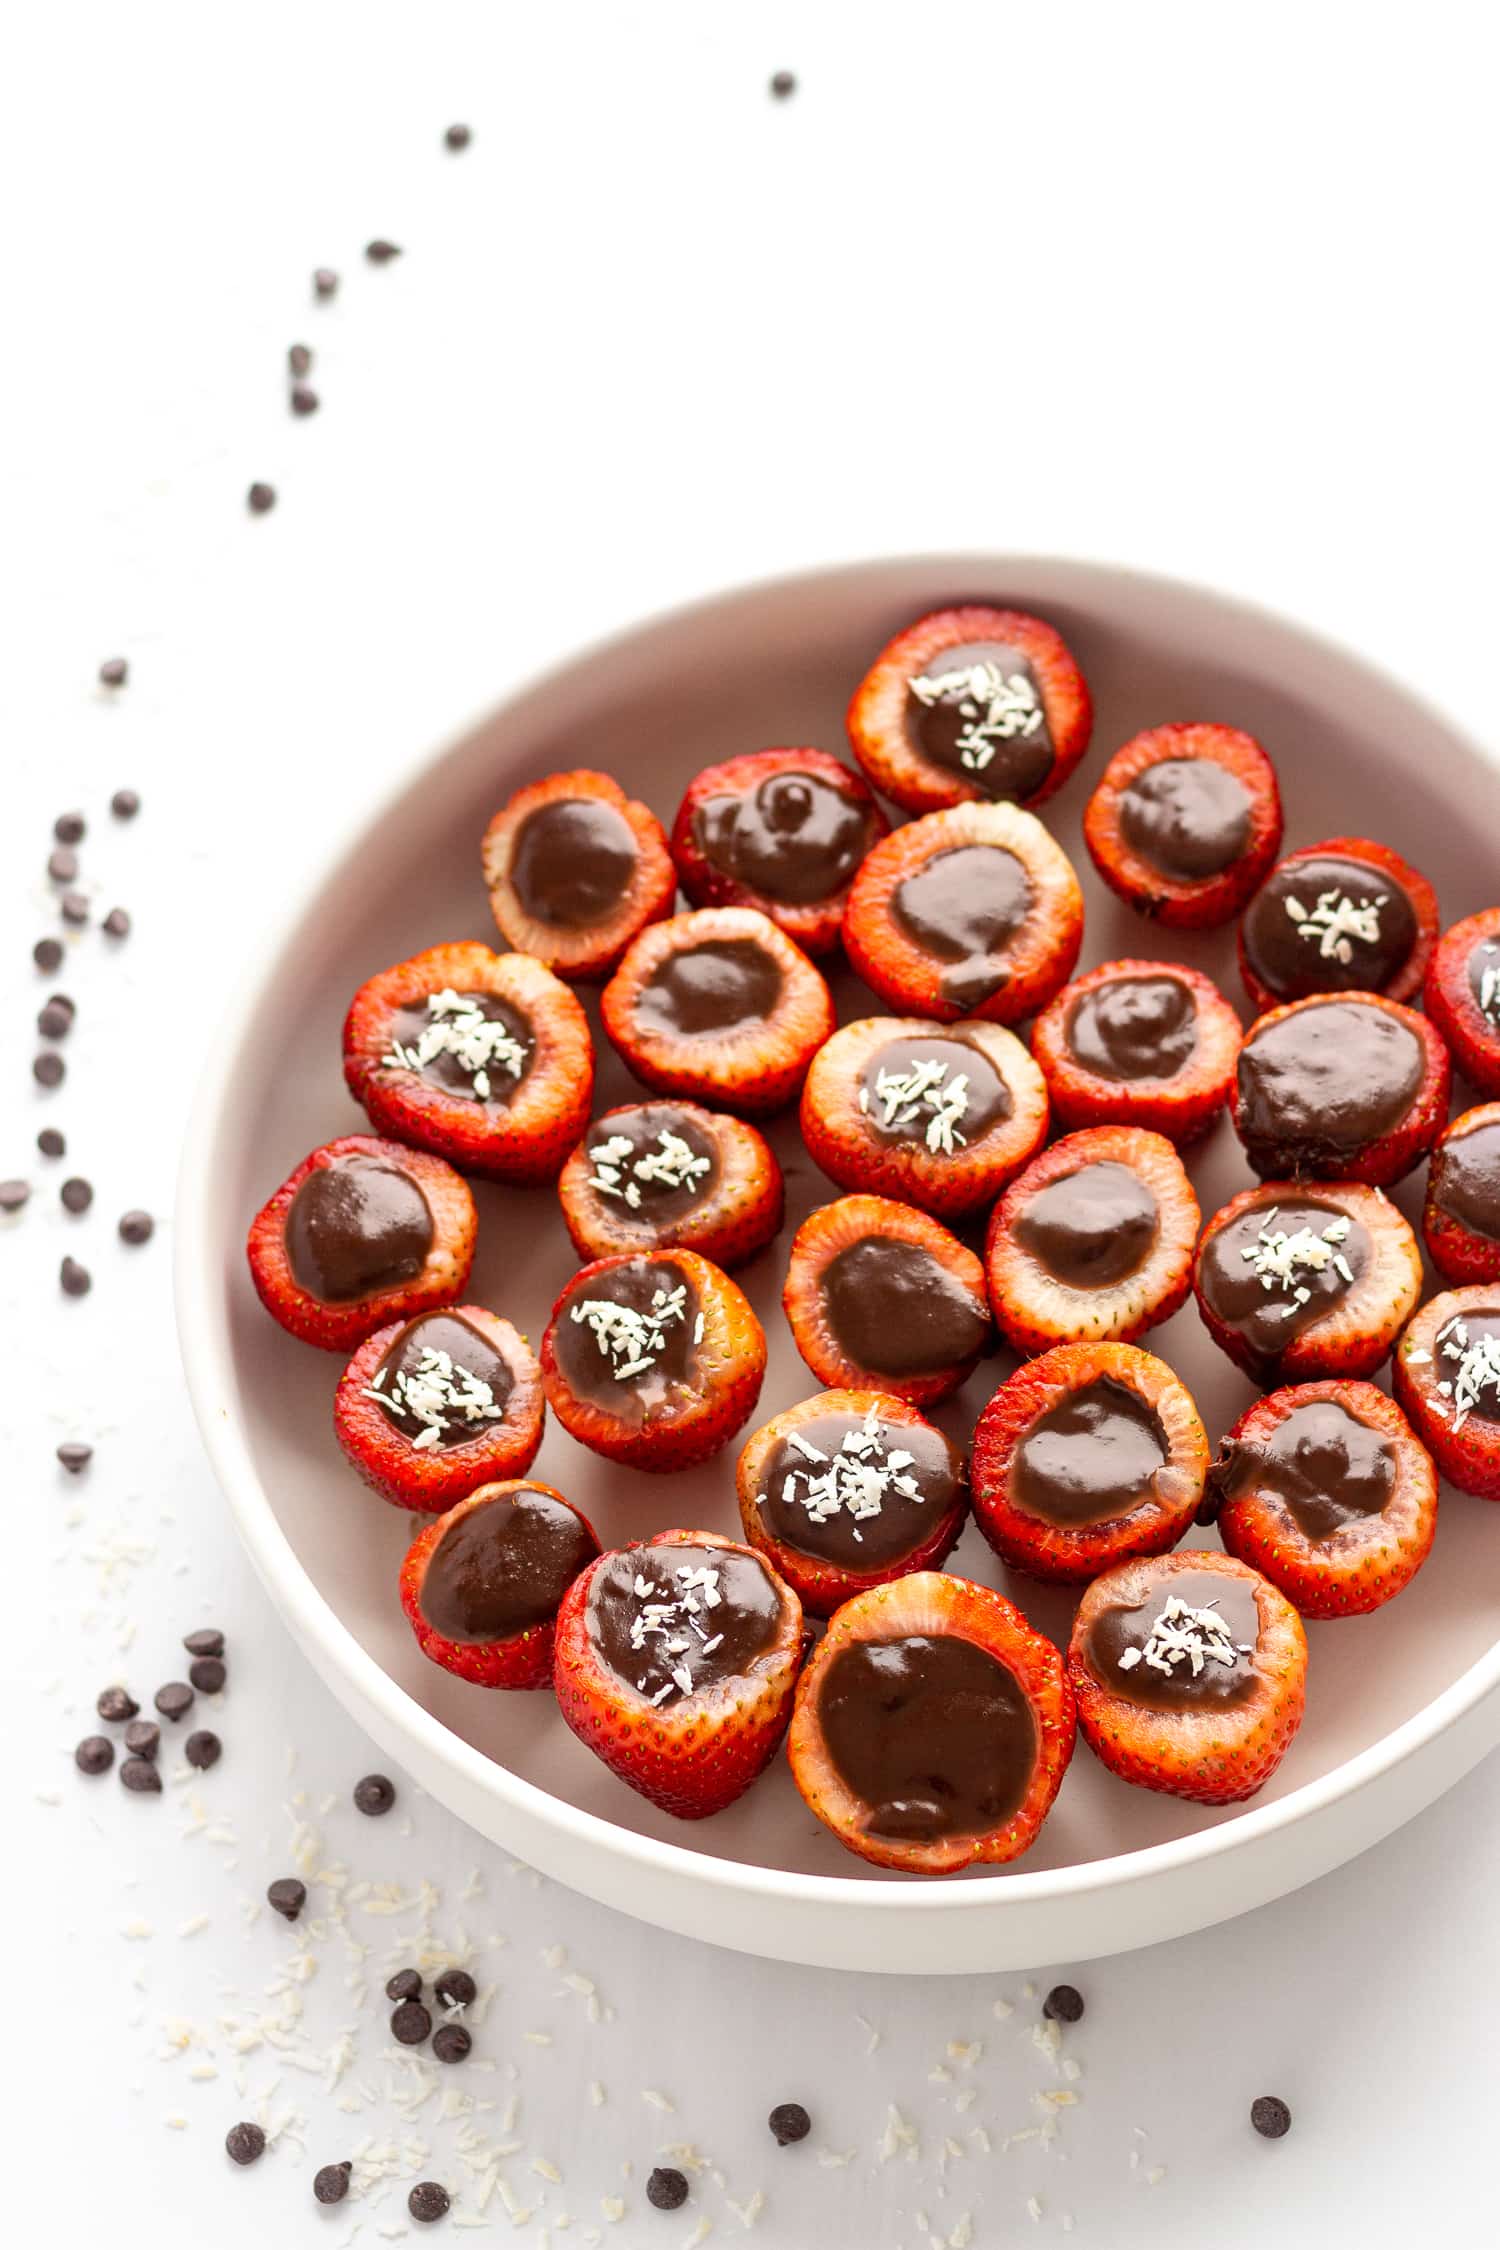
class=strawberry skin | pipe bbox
[1030,959,1242,1145]
[1425,908,1500,1098]
[480,767,676,981]
[556,1100,784,1269]
[1082,723,1282,931]
[399,1481,601,1689]
[333,1306,545,1510]
[669,746,887,955]
[1394,1287,1500,1501]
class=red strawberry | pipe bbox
[971,1342,1207,1584]
[1394,1287,1500,1501]
[480,767,676,981]
[1424,1103,1500,1283]
[786,1570,1076,1873]
[552,1530,804,1819]
[845,604,1093,817]
[399,1480,601,1689]
[246,1134,476,1353]
[668,747,887,955]
[1082,723,1282,930]
[1238,835,1438,1014]
[556,1100,783,1270]
[1231,992,1450,1186]
[333,1305,545,1510]
[343,941,594,1184]
[1425,907,1500,1097]
[782,1193,991,1406]
[1031,958,1242,1144]
[1210,1381,1437,1620]
[1068,1550,1307,1803]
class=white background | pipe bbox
[6,3,1500,2243]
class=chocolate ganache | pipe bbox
[383,991,533,1103]
[1220,1400,1394,1542]
[1242,855,1417,1000]
[820,1237,988,1375]
[1013,1161,1159,1289]
[859,1035,1011,1148]
[1085,1568,1260,1711]
[893,844,1034,1010]
[369,1312,514,1449]
[1198,1199,1369,1364]
[635,939,783,1037]
[285,1155,433,1302]
[1067,976,1198,1082]
[820,1633,1038,1842]
[758,1407,960,1568]
[509,798,637,927]
[1013,1379,1168,1527]
[1433,1120,1500,1241]
[588,1542,782,1702]
[694,770,871,904]
[553,1258,699,1417]
[1236,1000,1424,1163]
[419,1485,597,1643]
[584,1105,720,1219]
[905,644,1054,802]
[1117,759,1252,879]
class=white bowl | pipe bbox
[176,554,1500,1974]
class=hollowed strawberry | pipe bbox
[1394,1287,1500,1500]
[983,1126,1198,1354]
[540,1248,766,1471]
[1237,836,1438,1014]
[799,1015,1049,1220]
[1232,993,1450,1185]
[782,1194,991,1405]
[1209,1382,1437,1620]
[601,906,834,1116]
[552,1529,803,1819]
[843,801,1083,1026]
[1031,958,1241,1144]
[1424,1103,1500,1283]
[343,942,594,1184]
[1194,1179,1420,1386]
[1067,1549,1307,1804]
[669,747,887,955]
[786,1570,1076,1874]
[1425,907,1500,1096]
[971,1341,1207,1584]
[1082,723,1282,930]
[845,604,1093,817]
[480,768,676,980]
[246,1134,476,1353]
[736,1388,967,1617]
[557,1100,783,1268]
[334,1306,545,1509]
[399,1480,601,1689]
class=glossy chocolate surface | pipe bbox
[1013,1161,1159,1289]
[905,642,1054,802]
[585,1105,720,1219]
[1433,1307,1500,1426]
[1236,1001,1424,1161]
[859,1034,1011,1145]
[635,938,783,1038]
[285,1156,433,1303]
[553,1257,699,1419]
[1468,936,1500,1028]
[1067,975,1197,1083]
[385,991,533,1103]
[757,1409,960,1568]
[893,844,1034,1010]
[588,1542,782,1702]
[372,1312,514,1450]
[509,798,637,927]
[821,1633,1038,1842]
[1242,854,1417,1000]
[1118,758,1252,878]
[1085,1568,1261,1712]
[419,1486,596,1642]
[820,1237,988,1375]
[1223,1400,1394,1542]
[1434,1121,1500,1241]
[694,770,870,904]
[1013,1377,1168,1527]
[1198,1197,1369,1363]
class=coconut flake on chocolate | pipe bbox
[1434,1312,1500,1431]
[382,987,530,1099]
[1284,885,1389,968]
[756,1405,923,1543]
[627,1562,727,1704]
[366,1341,506,1450]
[569,1278,692,1381]
[1116,1594,1252,1682]
[588,1127,713,1209]
[1240,1208,1356,1314]
[908,657,1044,777]
[859,1055,974,1154]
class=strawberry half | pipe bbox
[480,767,676,980]
[736,1388,968,1617]
[246,1134,476,1353]
[343,941,594,1184]
[334,1305,545,1510]
[540,1248,766,1471]
[1232,992,1450,1185]
[845,604,1093,817]
[601,906,835,1116]
[786,1570,1076,1873]
[399,1480,601,1689]
[1031,958,1242,1144]
[1394,1287,1500,1500]
[557,1099,783,1269]
[1424,1103,1500,1284]
[1082,723,1282,930]
[669,747,887,955]
[1067,1550,1307,1804]
[983,1126,1198,1354]
[1210,1381,1437,1620]
[843,801,1083,1025]
[1237,835,1438,1014]
[1194,1179,1421,1385]
[1425,907,1500,1097]
[782,1193,992,1405]
[971,1342,1207,1584]
[552,1530,804,1819]
[799,1014,1050,1220]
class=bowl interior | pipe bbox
[205,555,1497,1889]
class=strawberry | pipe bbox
[1394,1287,1500,1501]
[1030,958,1242,1144]
[399,1480,601,1689]
[799,1013,1049,1220]
[556,1100,783,1270]
[1423,1103,1500,1283]
[343,941,594,1184]
[786,1570,1076,1873]
[782,1193,991,1406]
[333,1305,545,1510]
[1082,722,1282,930]
[1237,835,1438,1014]
[601,906,835,1116]
[1068,1550,1307,1803]
[1210,1381,1437,1619]
[984,1126,1198,1354]
[552,1530,804,1819]
[540,1248,766,1471]
[480,767,676,981]
[842,801,1083,1025]
[971,1341,1208,1584]
[246,1134,476,1353]
[845,604,1093,817]
[668,747,887,955]
[1425,907,1500,1097]
[1231,992,1450,1186]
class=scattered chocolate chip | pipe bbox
[57,1442,93,1473]
[38,1127,65,1157]
[119,1208,155,1245]
[288,343,313,378]
[408,2182,450,2225]
[33,937,64,972]
[391,2000,432,2046]
[60,1177,93,1214]
[124,1720,160,1760]
[1043,1983,1085,2024]
[1251,2094,1291,2139]
[60,1255,91,1296]
[770,69,797,98]
[247,481,277,515]
[34,1052,65,1089]
[432,2023,470,2065]
[190,1656,227,1694]
[154,1681,195,1723]
[444,123,471,150]
[185,1730,221,1770]
[313,267,339,300]
[267,1877,307,1922]
[647,2167,689,2212]
[54,812,86,845]
[121,1755,162,1794]
[38,996,76,1038]
[354,1772,396,1816]
[97,1684,138,1723]
[433,1968,476,2011]
[365,239,402,264]
[314,2162,352,2205]
[111,787,141,820]
[386,1968,423,2004]
[768,2103,811,2145]
[290,383,320,416]
[48,847,79,885]
[102,907,131,938]
[225,2121,267,2166]
[61,893,90,926]
[183,1627,224,1658]
[0,1180,29,1214]
[98,657,129,688]
[75,1734,114,1774]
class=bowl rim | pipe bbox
[174,546,1500,1924]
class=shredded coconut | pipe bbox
[1116,1595,1252,1681]
[627,1564,725,1704]
[1435,1312,1500,1432]
[587,1129,712,1210]
[908,658,1043,773]
[1238,1208,1354,1317]
[569,1283,687,1383]
[1284,886,1388,966]
[864,1056,974,1155]
[382,987,528,1101]
[754,1406,924,1546]
[365,1344,505,1449]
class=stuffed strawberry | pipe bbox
[399,1480,601,1688]
[1237,836,1438,1013]
[334,1306,545,1509]
[1394,1287,1500,1501]
[556,1100,783,1269]
[1423,1104,1500,1284]
[669,746,886,955]
[1194,1180,1421,1385]
[481,767,676,980]
[1082,722,1282,930]
[782,1193,991,1405]
[1232,993,1450,1185]
[1030,959,1242,1145]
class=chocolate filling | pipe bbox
[758,1410,960,1568]
[904,642,1055,803]
[1013,1377,1168,1527]
[285,1156,433,1303]
[1236,1000,1424,1166]
[1118,758,1252,879]
[1198,1197,1370,1366]
[553,1256,699,1418]
[1012,1161,1159,1290]
[1219,1400,1394,1543]
[893,844,1034,1010]
[418,1485,596,1643]
[1434,1307,1500,1426]
[1067,976,1198,1083]
[1085,1568,1261,1712]
[1434,1120,1500,1242]
[819,1633,1038,1843]
[385,991,533,1104]
[1469,937,1500,1027]
[820,1237,988,1375]
[1242,854,1417,1000]
[694,770,871,904]
[635,939,784,1038]
[584,1104,721,1219]
[588,1541,782,1701]
[859,1034,1011,1145]
[372,1312,514,1449]
[509,798,638,927]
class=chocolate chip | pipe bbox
[354,1772,396,1816]
[225,2121,266,2166]
[121,1755,162,1793]
[444,123,471,150]
[768,2103,811,2145]
[102,907,131,938]
[60,1255,91,1296]
[313,267,339,300]
[34,1052,65,1088]
[288,343,313,377]
[386,1968,423,2004]
[432,2023,470,2064]
[1251,2095,1291,2139]
[111,788,141,820]
[60,893,90,926]
[365,239,402,264]
[1043,1984,1084,2024]
[48,847,78,885]
[408,2182,449,2225]
[290,383,319,416]
[54,812,86,845]
[183,1627,224,1658]
[185,1730,221,1770]
[124,1720,160,1760]
[37,1128,65,1158]
[247,481,277,515]
[770,69,797,98]
[267,1877,306,1922]
[97,1684,138,1723]
[647,2168,689,2212]
[433,1968,476,2011]
[75,1734,114,1774]
[119,1209,155,1245]
[98,657,129,687]
[154,1681,195,1722]
[190,1656,226,1694]
[33,937,64,973]
[39,996,76,1038]
[0,1180,29,1213]
[314,2162,352,2205]
[391,2000,432,2046]
[60,1177,93,1214]
[57,1441,93,1473]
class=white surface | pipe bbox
[6,1,1500,2241]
